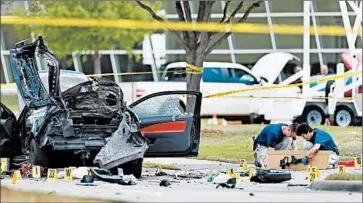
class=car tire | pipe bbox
[122,159,143,179]
[334,106,354,127]
[29,139,49,167]
[250,170,292,183]
[302,106,324,125]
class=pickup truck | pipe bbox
[118,52,302,121]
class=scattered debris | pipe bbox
[250,169,292,183]
[81,175,94,184]
[216,178,237,189]
[119,175,137,185]
[160,179,171,187]
[90,168,122,183]
[48,191,56,195]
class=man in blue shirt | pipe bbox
[253,123,298,168]
[296,123,340,168]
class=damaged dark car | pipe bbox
[0,36,202,178]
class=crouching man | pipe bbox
[296,123,340,168]
[253,123,298,168]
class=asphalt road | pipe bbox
[1,158,362,202]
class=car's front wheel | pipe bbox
[29,138,49,167]
[122,159,143,179]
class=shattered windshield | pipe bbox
[132,94,193,118]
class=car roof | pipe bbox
[165,62,248,69]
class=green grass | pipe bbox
[1,95,19,114]
[2,94,362,164]
[198,124,362,164]
[325,173,363,181]
[143,162,180,170]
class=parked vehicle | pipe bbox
[1,37,202,178]
[118,52,302,122]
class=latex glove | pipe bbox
[301,157,309,165]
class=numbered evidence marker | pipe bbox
[12,170,22,184]
[354,157,362,169]
[338,165,347,173]
[307,171,316,184]
[64,168,73,181]
[32,165,41,179]
[239,159,248,170]
[47,168,58,182]
[310,166,320,178]
[1,158,9,174]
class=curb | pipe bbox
[310,180,362,192]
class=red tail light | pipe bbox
[136,89,145,98]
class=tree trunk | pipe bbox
[93,50,102,77]
[185,50,204,113]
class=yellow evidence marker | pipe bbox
[227,169,238,178]
[307,171,316,184]
[354,157,362,169]
[47,168,58,182]
[32,165,41,179]
[248,168,255,181]
[338,165,346,173]
[64,168,73,181]
[239,159,248,170]
[1,158,9,174]
[12,170,22,184]
[310,166,320,178]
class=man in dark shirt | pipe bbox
[253,123,298,168]
[296,123,339,168]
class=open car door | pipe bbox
[129,91,202,157]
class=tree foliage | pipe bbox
[11,1,161,63]
[136,0,263,94]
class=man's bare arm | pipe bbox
[292,140,298,150]
[305,144,321,158]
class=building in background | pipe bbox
[1,0,361,84]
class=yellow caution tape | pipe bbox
[204,70,362,98]
[186,63,203,75]
[1,15,362,36]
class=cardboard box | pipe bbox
[267,149,332,170]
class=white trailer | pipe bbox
[264,1,362,126]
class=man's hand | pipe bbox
[301,157,309,165]
[306,143,321,158]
